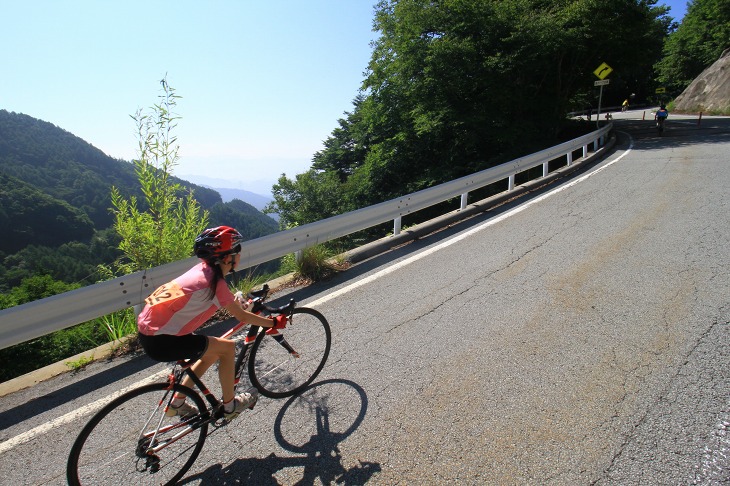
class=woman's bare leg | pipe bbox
[179,336,236,403]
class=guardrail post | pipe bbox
[542,161,549,178]
[508,174,515,191]
[460,193,468,210]
[394,216,402,236]
[583,144,588,158]
[566,151,573,166]
[295,249,303,262]
[594,139,599,151]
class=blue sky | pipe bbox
[1,0,688,195]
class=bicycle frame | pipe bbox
[135,363,221,462]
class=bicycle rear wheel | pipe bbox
[67,383,208,486]
[249,307,331,398]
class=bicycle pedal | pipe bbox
[213,418,229,428]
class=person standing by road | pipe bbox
[137,225,288,421]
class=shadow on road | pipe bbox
[0,351,157,430]
[180,379,380,485]
[613,116,730,151]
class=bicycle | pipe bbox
[67,284,331,486]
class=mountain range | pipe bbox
[0,109,279,255]
[177,173,275,213]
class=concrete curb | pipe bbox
[0,338,132,398]
[0,134,616,397]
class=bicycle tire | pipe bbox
[67,382,208,486]
[248,307,331,398]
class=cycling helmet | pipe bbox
[193,226,244,261]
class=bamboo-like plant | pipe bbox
[106,76,209,275]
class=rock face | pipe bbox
[673,48,730,114]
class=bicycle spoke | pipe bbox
[68,383,208,486]
[249,307,331,398]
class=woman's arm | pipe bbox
[223,301,275,328]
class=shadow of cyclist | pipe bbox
[180,379,380,485]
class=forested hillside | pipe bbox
[0,109,278,293]
[0,110,220,229]
[0,172,95,253]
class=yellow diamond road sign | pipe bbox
[594,62,613,80]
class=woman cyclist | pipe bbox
[137,226,287,421]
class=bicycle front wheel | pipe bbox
[249,307,331,398]
[67,382,208,486]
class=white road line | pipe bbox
[1,136,633,454]
[309,136,634,309]
[0,370,166,455]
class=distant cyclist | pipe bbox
[655,104,669,125]
[137,226,288,421]
[622,99,629,112]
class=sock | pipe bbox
[224,398,235,413]
[171,395,186,408]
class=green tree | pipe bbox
[267,169,348,230]
[0,274,79,310]
[267,0,671,228]
[108,78,209,275]
[655,0,730,92]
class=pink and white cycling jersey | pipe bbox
[137,262,235,336]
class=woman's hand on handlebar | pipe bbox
[233,291,250,310]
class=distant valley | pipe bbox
[178,174,274,210]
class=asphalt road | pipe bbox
[1,112,729,485]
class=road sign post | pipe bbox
[595,79,610,127]
[593,63,613,127]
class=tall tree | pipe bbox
[655,0,730,92]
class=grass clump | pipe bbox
[282,244,347,283]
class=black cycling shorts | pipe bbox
[138,332,209,362]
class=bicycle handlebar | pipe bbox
[246,284,296,316]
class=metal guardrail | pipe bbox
[0,124,612,350]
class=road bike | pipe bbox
[67,284,331,486]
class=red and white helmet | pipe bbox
[193,226,243,261]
